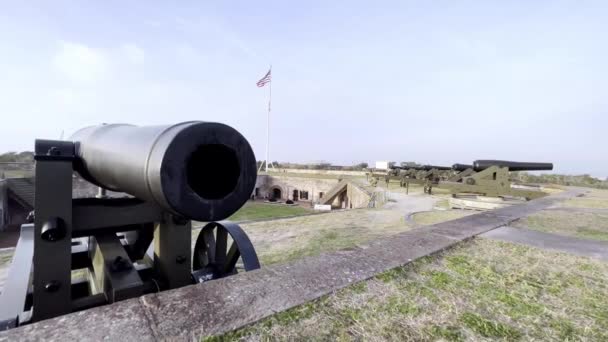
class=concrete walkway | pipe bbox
[383,192,437,216]
[481,226,608,261]
[0,189,583,341]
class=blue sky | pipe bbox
[1,1,606,177]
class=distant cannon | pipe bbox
[0,122,261,329]
[390,164,452,171]
[472,160,553,172]
[447,164,475,182]
[386,164,454,194]
[437,160,553,200]
[451,163,473,172]
[371,159,552,199]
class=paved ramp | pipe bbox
[384,192,437,216]
[0,189,584,341]
[481,226,608,261]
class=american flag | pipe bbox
[256,68,272,87]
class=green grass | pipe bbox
[211,238,608,341]
[459,312,521,340]
[238,208,410,267]
[0,170,33,178]
[195,207,410,267]
[227,202,311,222]
[514,210,608,241]
[433,198,450,210]
[425,325,464,341]
[564,197,608,209]
[260,227,368,265]
[562,189,608,209]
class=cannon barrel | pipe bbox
[70,121,257,221]
[473,160,553,172]
[452,163,473,172]
[420,165,452,171]
[409,165,452,171]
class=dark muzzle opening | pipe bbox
[186,144,241,200]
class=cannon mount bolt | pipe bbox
[176,255,187,264]
[44,281,61,292]
[41,217,66,242]
[47,147,61,156]
[110,256,132,272]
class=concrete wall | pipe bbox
[329,183,372,209]
[254,174,374,209]
[255,175,340,203]
[0,176,125,231]
[7,197,29,229]
[371,190,388,208]
[253,175,269,198]
[347,183,372,209]
[0,180,31,231]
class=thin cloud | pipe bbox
[174,16,265,62]
[52,41,110,83]
[122,44,145,65]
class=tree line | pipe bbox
[0,151,34,163]
[257,161,369,171]
[511,172,608,189]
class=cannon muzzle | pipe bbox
[473,160,553,172]
[71,121,257,221]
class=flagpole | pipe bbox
[265,65,272,172]
[256,66,272,173]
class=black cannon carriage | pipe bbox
[0,122,261,329]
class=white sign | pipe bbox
[375,161,389,170]
[314,204,331,211]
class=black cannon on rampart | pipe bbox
[390,164,453,171]
[438,159,554,199]
[0,122,261,329]
[451,163,473,172]
[472,160,553,172]
[386,164,454,194]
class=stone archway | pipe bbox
[271,187,282,200]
